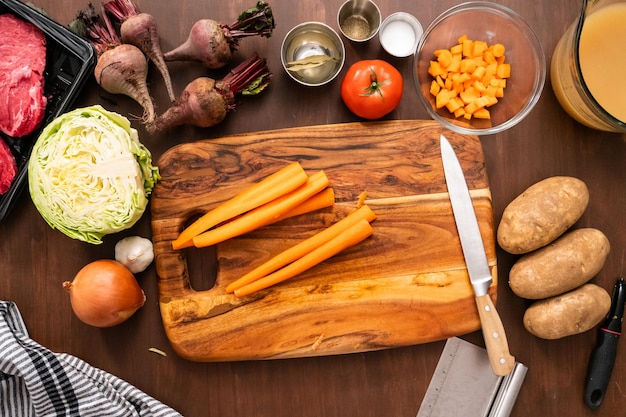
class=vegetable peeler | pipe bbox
[583,277,625,409]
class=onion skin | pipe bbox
[63,259,146,327]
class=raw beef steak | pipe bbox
[0,139,17,194]
[0,13,47,137]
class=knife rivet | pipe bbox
[499,358,506,364]
[492,331,499,339]
[484,305,491,312]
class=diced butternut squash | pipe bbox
[473,108,491,119]
[436,75,445,88]
[491,43,506,57]
[460,58,477,74]
[450,43,463,55]
[436,89,452,109]
[471,65,486,80]
[447,54,461,72]
[472,40,488,56]
[437,49,454,67]
[483,50,496,65]
[430,80,441,96]
[428,61,447,78]
[462,39,473,57]
[427,35,511,120]
[496,63,511,78]
[445,96,464,113]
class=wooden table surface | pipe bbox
[2,0,625,416]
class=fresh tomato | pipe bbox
[341,60,403,120]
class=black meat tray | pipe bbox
[0,0,96,222]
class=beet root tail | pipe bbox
[121,13,176,102]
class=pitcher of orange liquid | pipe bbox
[551,0,626,132]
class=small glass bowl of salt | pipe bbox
[379,12,423,58]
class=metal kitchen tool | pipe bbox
[417,337,528,417]
[440,134,514,376]
[584,276,625,409]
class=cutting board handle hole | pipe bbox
[185,246,218,291]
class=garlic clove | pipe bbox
[114,236,154,274]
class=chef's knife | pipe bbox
[584,276,625,409]
[440,134,514,376]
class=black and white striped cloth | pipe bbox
[0,301,183,417]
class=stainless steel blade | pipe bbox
[440,134,515,376]
[439,134,491,296]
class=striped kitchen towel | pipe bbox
[0,301,183,417]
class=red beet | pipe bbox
[70,4,156,124]
[163,1,275,69]
[103,0,176,102]
[148,53,271,132]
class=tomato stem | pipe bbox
[360,68,389,100]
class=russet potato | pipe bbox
[497,176,589,254]
[523,283,611,339]
[509,228,610,299]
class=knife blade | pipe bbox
[440,134,514,376]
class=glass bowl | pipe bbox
[414,1,546,135]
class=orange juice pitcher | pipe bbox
[551,0,626,132]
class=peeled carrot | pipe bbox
[172,162,307,249]
[198,188,334,245]
[226,204,376,293]
[192,170,330,248]
[233,218,374,297]
[270,188,335,224]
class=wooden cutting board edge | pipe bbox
[150,120,497,362]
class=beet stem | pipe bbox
[102,0,139,20]
[70,3,121,54]
[226,1,275,39]
[222,52,271,95]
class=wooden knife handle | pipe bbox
[475,293,515,376]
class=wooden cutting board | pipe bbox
[150,120,497,362]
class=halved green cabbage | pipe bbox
[28,105,160,244]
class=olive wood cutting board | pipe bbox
[150,120,497,362]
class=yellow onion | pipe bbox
[63,259,146,327]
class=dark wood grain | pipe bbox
[151,120,495,361]
[0,1,624,416]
